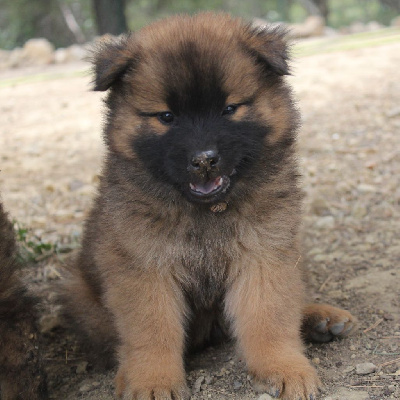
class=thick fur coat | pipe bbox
[62,13,355,400]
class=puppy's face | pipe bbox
[94,13,296,204]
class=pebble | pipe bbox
[68,179,85,191]
[324,387,369,399]
[258,394,273,400]
[310,197,330,216]
[79,383,92,393]
[76,361,88,374]
[357,184,376,193]
[192,376,205,394]
[355,362,377,375]
[315,215,335,229]
[343,366,355,374]
[233,381,242,390]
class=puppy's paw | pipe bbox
[252,355,320,400]
[302,303,357,343]
[116,366,189,400]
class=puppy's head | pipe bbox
[93,13,298,205]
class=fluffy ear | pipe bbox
[245,25,290,76]
[92,34,136,91]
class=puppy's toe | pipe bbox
[302,303,357,343]
[252,355,320,399]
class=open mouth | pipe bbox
[189,176,230,201]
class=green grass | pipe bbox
[14,221,78,263]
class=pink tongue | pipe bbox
[192,177,221,194]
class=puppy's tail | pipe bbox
[0,201,47,399]
[57,255,118,369]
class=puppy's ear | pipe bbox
[92,35,137,91]
[245,25,290,76]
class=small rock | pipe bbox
[8,47,25,68]
[324,387,369,399]
[54,48,69,64]
[23,38,55,65]
[312,357,320,365]
[67,44,87,61]
[366,21,383,31]
[76,361,88,374]
[357,184,376,193]
[258,394,273,400]
[310,197,330,216]
[355,362,377,375]
[289,15,325,38]
[79,383,92,393]
[204,375,213,385]
[233,381,242,390]
[315,215,335,229]
[68,179,85,191]
[343,366,355,374]
[328,290,343,299]
[192,376,205,394]
[353,205,367,219]
[386,107,400,118]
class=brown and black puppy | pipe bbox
[62,13,355,400]
[0,201,47,400]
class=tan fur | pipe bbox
[63,13,356,400]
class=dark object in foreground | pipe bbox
[0,202,47,400]
[62,13,355,400]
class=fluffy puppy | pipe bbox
[0,201,47,400]
[62,13,355,400]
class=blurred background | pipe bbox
[0,0,399,50]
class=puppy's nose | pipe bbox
[190,150,220,172]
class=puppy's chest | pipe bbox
[177,223,237,308]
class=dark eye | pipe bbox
[158,111,174,124]
[222,104,238,116]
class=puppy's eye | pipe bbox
[158,111,174,124]
[222,104,238,116]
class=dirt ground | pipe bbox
[0,36,399,400]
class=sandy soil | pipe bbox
[0,38,399,400]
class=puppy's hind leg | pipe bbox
[59,264,118,369]
[302,303,357,343]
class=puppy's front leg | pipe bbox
[226,253,320,400]
[104,269,189,400]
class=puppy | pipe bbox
[62,13,355,399]
[0,201,47,400]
